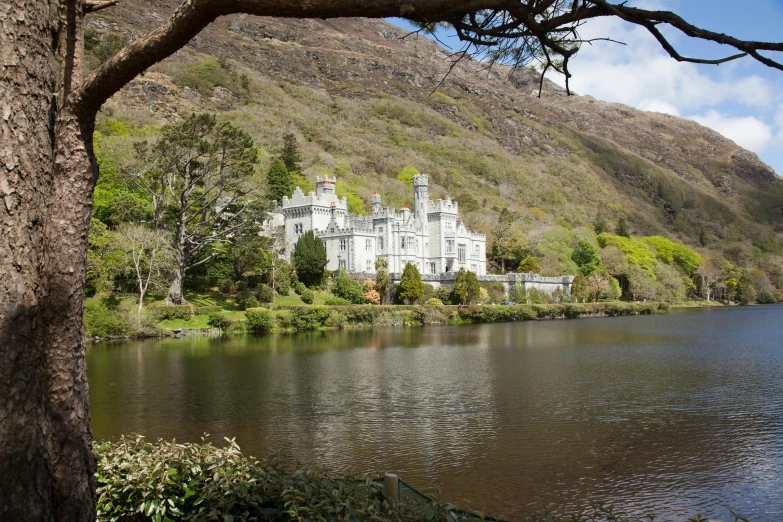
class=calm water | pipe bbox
[88,305,783,521]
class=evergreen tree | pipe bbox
[396,262,424,304]
[516,255,541,274]
[375,258,391,304]
[266,157,294,204]
[593,214,609,235]
[571,240,604,276]
[615,217,631,238]
[571,273,588,302]
[453,268,481,305]
[279,132,302,173]
[292,230,327,287]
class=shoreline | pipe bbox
[88,301,671,343]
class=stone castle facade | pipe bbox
[270,174,487,276]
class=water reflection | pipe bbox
[88,305,783,521]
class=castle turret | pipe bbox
[372,190,382,214]
[413,174,429,226]
[316,176,337,198]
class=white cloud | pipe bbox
[554,16,776,114]
[636,99,680,116]
[691,110,774,152]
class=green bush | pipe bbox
[290,306,331,330]
[95,436,500,522]
[300,288,314,304]
[236,290,259,310]
[245,308,274,334]
[425,298,444,306]
[207,311,233,332]
[192,305,222,316]
[255,284,274,304]
[150,304,193,321]
[84,301,131,338]
[334,271,367,304]
[563,304,587,318]
[294,281,307,295]
[324,295,351,306]
[218,279,235,295]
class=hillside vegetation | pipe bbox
[84,3,783,313]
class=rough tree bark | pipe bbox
[1,0,97,520]
[1,0,781,520]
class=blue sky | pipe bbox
[389,1,783,176]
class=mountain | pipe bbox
[85,1,783,288]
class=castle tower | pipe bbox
[372,190,382,214]
[316,176,337,198]
[413,174,429,225]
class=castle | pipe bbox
[270,174,487,276]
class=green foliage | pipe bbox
[604,277,623,301]
[453,268,480,305]
[526,288,544,304]
[333,271,367,304]
[245,308,274,334]
[397,262,424,304]
[294,282,307,295]
[171,59,248,101]
[300,288,315,304]
[219,279,235,295]
[425,298,445,306]
[207,311,233,332]
[149,305,193,322]
[396,166,420,186]
[375,258,391,304]
[517,255,541,274]
[84,300,132,338]
[571,273,588,302]
[96,435,521,522]
[597,234,659,279]
[266,157,294,203]
[615,217,631,237]
[279,132,302,173]
[236,290,259,310]
[293,231,328,287]
[84,30,127,70]
[256,284,275,304]
[324,295,352,306]
[641,236,703,276]
[571,240,604,276]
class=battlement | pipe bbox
[282,186,345,210]
[427,198,458,214]
[413,174,429,187]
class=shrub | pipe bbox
[425,298,444,306]
[334,271,367,304]
[364,289,381,304]
[526,288,544,304]
[300,288,315,304]
[84,300,131,338]
[150,304,193,321]
[192,305,222,316]
[245,308,274,334]
[325,310,347,328]
[563,304,587,318]
[294,281,307,295]
[95,436,501,522]
[255,284,274,304]
[290,306,331,330]
[218,279,235,295]
[207,311,233,332]
[235,290,258,310]
[324,295,351,306]
[275,277,291,296]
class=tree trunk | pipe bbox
[0,1,96,519]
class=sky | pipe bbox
[389,0,783,176]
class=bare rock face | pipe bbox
[731,150,777,188]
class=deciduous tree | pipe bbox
[3,0,781,518]
[453,267,480,305]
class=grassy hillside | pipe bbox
[83,4,783,302]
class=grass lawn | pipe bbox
[159,310,247,331]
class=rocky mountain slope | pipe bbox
[86,1,783,271]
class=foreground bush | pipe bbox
[95,437,481,522]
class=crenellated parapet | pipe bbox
[427,197,459,215]
[281,186,345,210]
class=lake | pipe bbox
[87,305,783,521]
